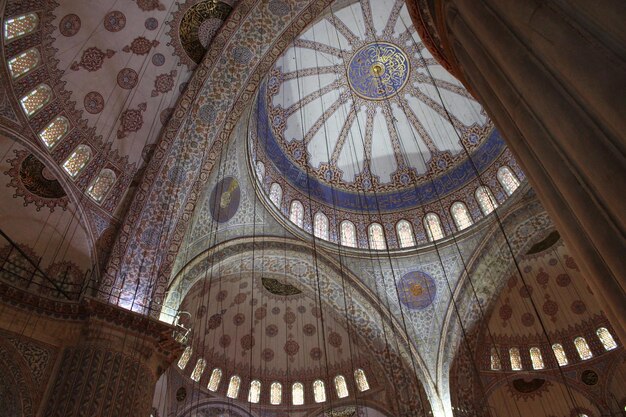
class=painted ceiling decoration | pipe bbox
[251,0,524,248]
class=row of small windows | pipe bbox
[262,166,517,248]
[13,81,116,203]
[4,16,117,204]
[490,328,618,370]
[178,348,369,404]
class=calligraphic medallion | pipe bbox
[398,271,436,310]
[347,42,410,100]
[209,176,240,223]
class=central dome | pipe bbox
[250,0,522,249]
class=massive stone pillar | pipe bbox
[408,0,626,339]
[0,284,181,417]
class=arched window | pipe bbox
[490,346,501,370]
[39,115,69,149]
[340,220,357,247]
[207,368,222,391]
[574,337,593,360]
[270,382,282,405]
[248,380,261,403]
[334,375,348,398]
[396,220,415,248]
[87,169,116,203]
[597,327,617,351]
[255,161,265,181]
[269,182,282,207]
[451,201,473,231]
[497,166,520,196]
[290,200,304,227]
[424,213,444,242]
[226,375,241,399]
[190,358,206,382]
[4,13,39,41]
[509,347,522,370]
[530,347,545,370]
[368,222,386,250]
[20,84,52,117]
[475,186,498,215]
[314,212,329,240]
[8,48,40,78]
[313,379,326,403]
[62,145,92,178]
[552,343,569,366]
[177,346,192,370]
[292,382,304,405]
[354,369,369,392]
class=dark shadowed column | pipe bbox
[408,0,626,339]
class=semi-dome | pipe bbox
[250,0,523,250]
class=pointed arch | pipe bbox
[20,84,52,117]
[424,213,444,241]
[340,220,357,247]
[497,166,520,195]
[62,145,92,178]
[475,185,498,215]
[450,201,473,231]
[87,169,116,203]
[368,222,386,250]
[289,200,304,227]
[396,219,415,248]
[314,212,329,240]
[8,48,40,78]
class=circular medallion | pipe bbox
[581,370,598,385]
[104,11,126,32]
[59,14,81,37]
[84,91,104,114]
[145,17,158,31]
[347,42,410,100]
[117,68,138,89]
[398,271,436,310]
[208,176,240,223]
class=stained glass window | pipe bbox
[597,327,617,351]
[177,346,192,370]
[313,379,326,403]
[451,202,473,231]
[290,200,304,227]
[490,346,501,370]
[269,183,282,207]
[207,368,222,391]
[574,337,593,360]
[530,347,545,370]
[4,13,39,41]
[368,223,386,250]
[292,382,304,405]
[340,220,357,248]
[509,347,522,371]
[552,343,568,366]
[87,169,116,203]
[38,115,69,149]
[314,212,329,241]
[424,213,444,242]
[8,48,40,78]
[396,220,415,248]
[354,368,369,392]
[256,161,265,181]
[270,382,282,405]
[190,358,206,382]
[20,84,52,117]
[497,166,520,196]
[248,380,261,403]
[226,375,241,399]
[475,186,498,215]
[334,375,348,398]
[62,145,92,178]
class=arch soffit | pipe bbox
[103,0,339,305]
[164,236,439,408]
[436,189,551,384]
[0,126,98,270]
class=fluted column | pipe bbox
[410,0,626,338]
